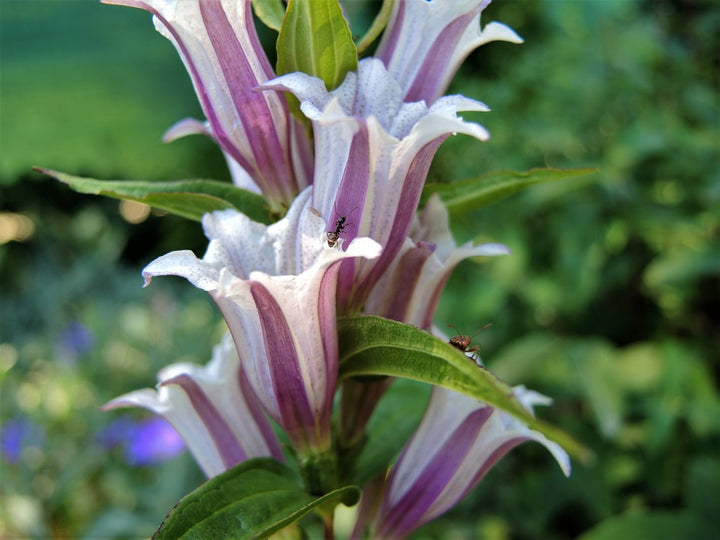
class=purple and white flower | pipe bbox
[263,58,491,311]
[376,0,523,103]
[103,0,313,212]
[104,334,283,478]
[141,188,381,455]
[341,194,509,444]
[365,193,510,329]
[352,386,571,539]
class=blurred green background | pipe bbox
[1,0,718,539]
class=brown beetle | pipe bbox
[447,323,492,366]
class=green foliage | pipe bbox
[276,0,358,90]
[355,0,394,55]
[342,378,430,487]
[422,167,598,215]
[2,0,717,539]
[154,458,360,540]
[251,0,285,32]
[338,316,590,462]
[37,168,272,224]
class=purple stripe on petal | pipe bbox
[249,281,316,449]
[330,123,372,243]
[352,138,446,309]
[317,263,340,413]
[383,242,434,323]
[238,368,285,461]
[420,268,451,331]
[376,1,406,70]
[379,407,493,538]
[160,374,247,469]
[460,436,525,502]
[199,0,293,198]
[404,11,479,103]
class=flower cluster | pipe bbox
[102,0,569,537]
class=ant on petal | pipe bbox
[447,323,492,367]
[327,215,347,248]
[326,205,357,248]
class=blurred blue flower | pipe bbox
[96,415,184,466]
[57,321,95,363]
[1,418,45,464]
[125,417,185,465]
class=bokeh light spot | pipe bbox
[0,212,35,244]
[119,200,151,224]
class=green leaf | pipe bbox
[338,315,592,464]
[154,458,361,540]
[421,167,598,215]
[276,0,358,90]
[35,168,272,224]
[578,510,712,540]
[251,0,285,32]
[356,0,394,55]
[348,379,431,486]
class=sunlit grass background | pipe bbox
[2,1,718,538]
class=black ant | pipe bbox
[448,323,492,367]
[327,215,347,248]
[326,205,357,248]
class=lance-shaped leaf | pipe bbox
[421,167,599,215]
[251,0,285,32]
[276,0,357,90]
[355,0,394,55]
[153,457,361,540]
[36,168,272,224]
[337,315,592,463]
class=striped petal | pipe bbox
[103,0,312,211]
[375,0,523,103]
[142,188,381,453]
[362,386,570,539]
[365,193,510,329]
[103,334,283,478]
[263,59,490,311]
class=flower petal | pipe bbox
[103,334,282,477]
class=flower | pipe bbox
[104,334,283,478]
[97,416,185,466]
[375,0,523,103]
[263,58,490,311]
[141,187,381,456]
[352,386,570,539]
[340,194,509,444]
[1,418,45,465]
[365,193,510,329]
[103,0,313,212]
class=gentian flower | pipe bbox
[263,58,491,311]
[375,0,523,103]
[341,194,509,444]
[104,334,283,478]
[141,187,381,457]
[103,0,313,212]
[365,193,510,329]
[352,386,571,539]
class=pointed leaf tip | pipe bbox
[35,168,272,224]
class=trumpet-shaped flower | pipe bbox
[141,188,381,455]
[341,195,509,444]
[103,334,283,478]
[365,193,510,329]
[353,386,571,539]
[375,0,523,103]
[103,0,312,212]
[263,58,491,310]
